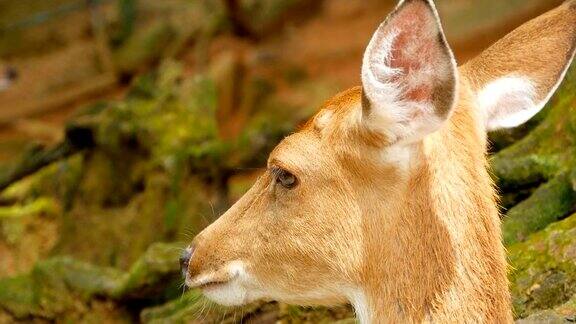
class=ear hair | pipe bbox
[361,0,458,144]
[463,0,576,131]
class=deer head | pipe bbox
[182,0,576,322]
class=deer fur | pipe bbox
[183,0,576,322]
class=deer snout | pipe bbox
[182,237,246,290]
[179,246,193,278]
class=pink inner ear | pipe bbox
[384,1,443,103]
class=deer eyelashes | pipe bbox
[271,167,298,189]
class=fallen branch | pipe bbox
[0,123,96,192]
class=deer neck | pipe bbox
[352,152,458,323]
[349,92,510,322]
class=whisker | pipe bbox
[197,298,208,322]
[199,211,212,227]
[208,201,216,220]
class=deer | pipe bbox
[181,0,576,322]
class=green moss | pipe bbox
[277,303,354,323]
[46,258,122,296]
[113,243,181,299]
[0,257,123,320]
[0,38,335,322]
[502,173,576,246]
[112,0,228,73]
[508,213,576,318]
[0,242,184,321]
[554,294,576,318]
[0,197,59,219]
[95,59,305,179]
[141,295,355,323]
[515,310,568,324]
[113,22,178,73]
[140,290,232,323]
[0,275,41,318]
[0,242,356,322]
[491,154,560,190]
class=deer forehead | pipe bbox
[269,131,326,173]
[285,87,417,174]
[269,89,364,172]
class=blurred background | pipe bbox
[0,0,575,323]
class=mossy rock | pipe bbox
[508,213,576,319]
[113,21,178,74]
[141,294,356,324]
[502,173,576,246]
[0,242,182,322]
[0,50,342,323]
[112,243,182,299]
[112,0,228,74]
[0,241,255,323]
[0,58,305,275]
[0,196,60,278]
[554,294,576,320]
[0,257,123,320]
[516,310,570,324]
[140,290,248,324]
[276,303,355,323]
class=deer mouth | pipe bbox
[195,278,231,290]
[184,261,257,306]
[185,269,238,291]
[186,260,249,289]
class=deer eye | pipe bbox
[274,168,298,189]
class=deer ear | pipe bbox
[463,1,576,131]
[361,0,457,144]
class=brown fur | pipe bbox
[186,1,576,322]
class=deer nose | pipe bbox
[179,246,193,278]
